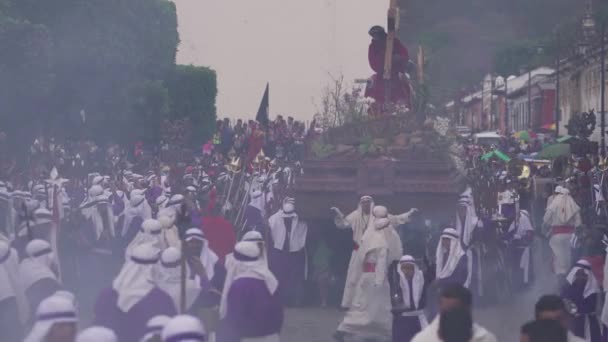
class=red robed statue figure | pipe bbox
[365,25,411,112]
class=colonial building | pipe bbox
[446,67,555,134]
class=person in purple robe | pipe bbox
[162,315,207,342]
[0,241,24,342]
[24,295,77,342]
[18,239,61,320]
[391,255,428,342]
[94,243,177,342]
[506,210,535,290]
[242,189,266,235]
[561,260,602,342]
[267,197,307,306]
[217,241,282,342]
[434,228,469,288]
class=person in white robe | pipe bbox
[333,197,417,309]
[140,315,171,342]
[162,315,207,342]
[76,326,118,342]
[158,208,181,250]
[456,189,483,296]
[125,219,163,258]
[543,186,581,281]
[0,240,25,341]
[334,206,403,341]
[121,194,152,246]
[155,247,204,312]
[24,295,77,342]
[19,239,61,320]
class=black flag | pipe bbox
[256,83,269,127]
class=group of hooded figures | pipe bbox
[0,167,319,342]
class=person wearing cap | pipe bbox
[0,240,24,341]
[334,206,403,342]
[140,315,171,342]
[217,241,281,342]
[242,189,266,235]
[162,315,206,342]
[158,208,181,250]
[365,25,411,111]
[391,255,428,342]
[94,243,176,342]
[76,326,118,342]
[19,239,61,319]
[23,295,77,342]
[562,260,602,342]
[544,185,582,283]
[268,197,308,305]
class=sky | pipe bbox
[174,0,385,121]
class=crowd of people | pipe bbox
[0,110,607,342]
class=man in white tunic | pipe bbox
[332,197,417,309]
[543,186,581,283]
[334,206,403,342]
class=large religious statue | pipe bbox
[364,25,411,111]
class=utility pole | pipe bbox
[601,23,606,158]
[525,68,532,129]
[505,76,509,133]
[555,29,561,137]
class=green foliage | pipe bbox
[311,140,336,159]
[127,80,170,143]
[0,0,218,147]
[166,65,218,142]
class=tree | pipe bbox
[166,65,217,143]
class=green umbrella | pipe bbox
[556,135,573,143]
[516,131,530,141]
[537,143,570,159]
[481,150,511,162]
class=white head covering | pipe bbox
[122,194,151,236]
[456,188,479,247]
[167,195,185,212]
[24,295,77,342]
[435,228,466,281]
[248,189,265,214]
[268,205,307,252]
[219,241,278,319]
[125,219,163,258]
[397,255,424,309]
[566,259,600,299]
[113,243,160,312]
[155,247,201,312]
[242,230,263,242]
[140,315,171,342]
[19,239,57,291]
[158,208,177,229]
[161,315,206,342]
[543,187,582,227]
[54,290,76,307]
[76,327,118,342]
[184,228,218,280]
[0,241,17,302]
[156,195,169,208]
[372,205,388,218]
